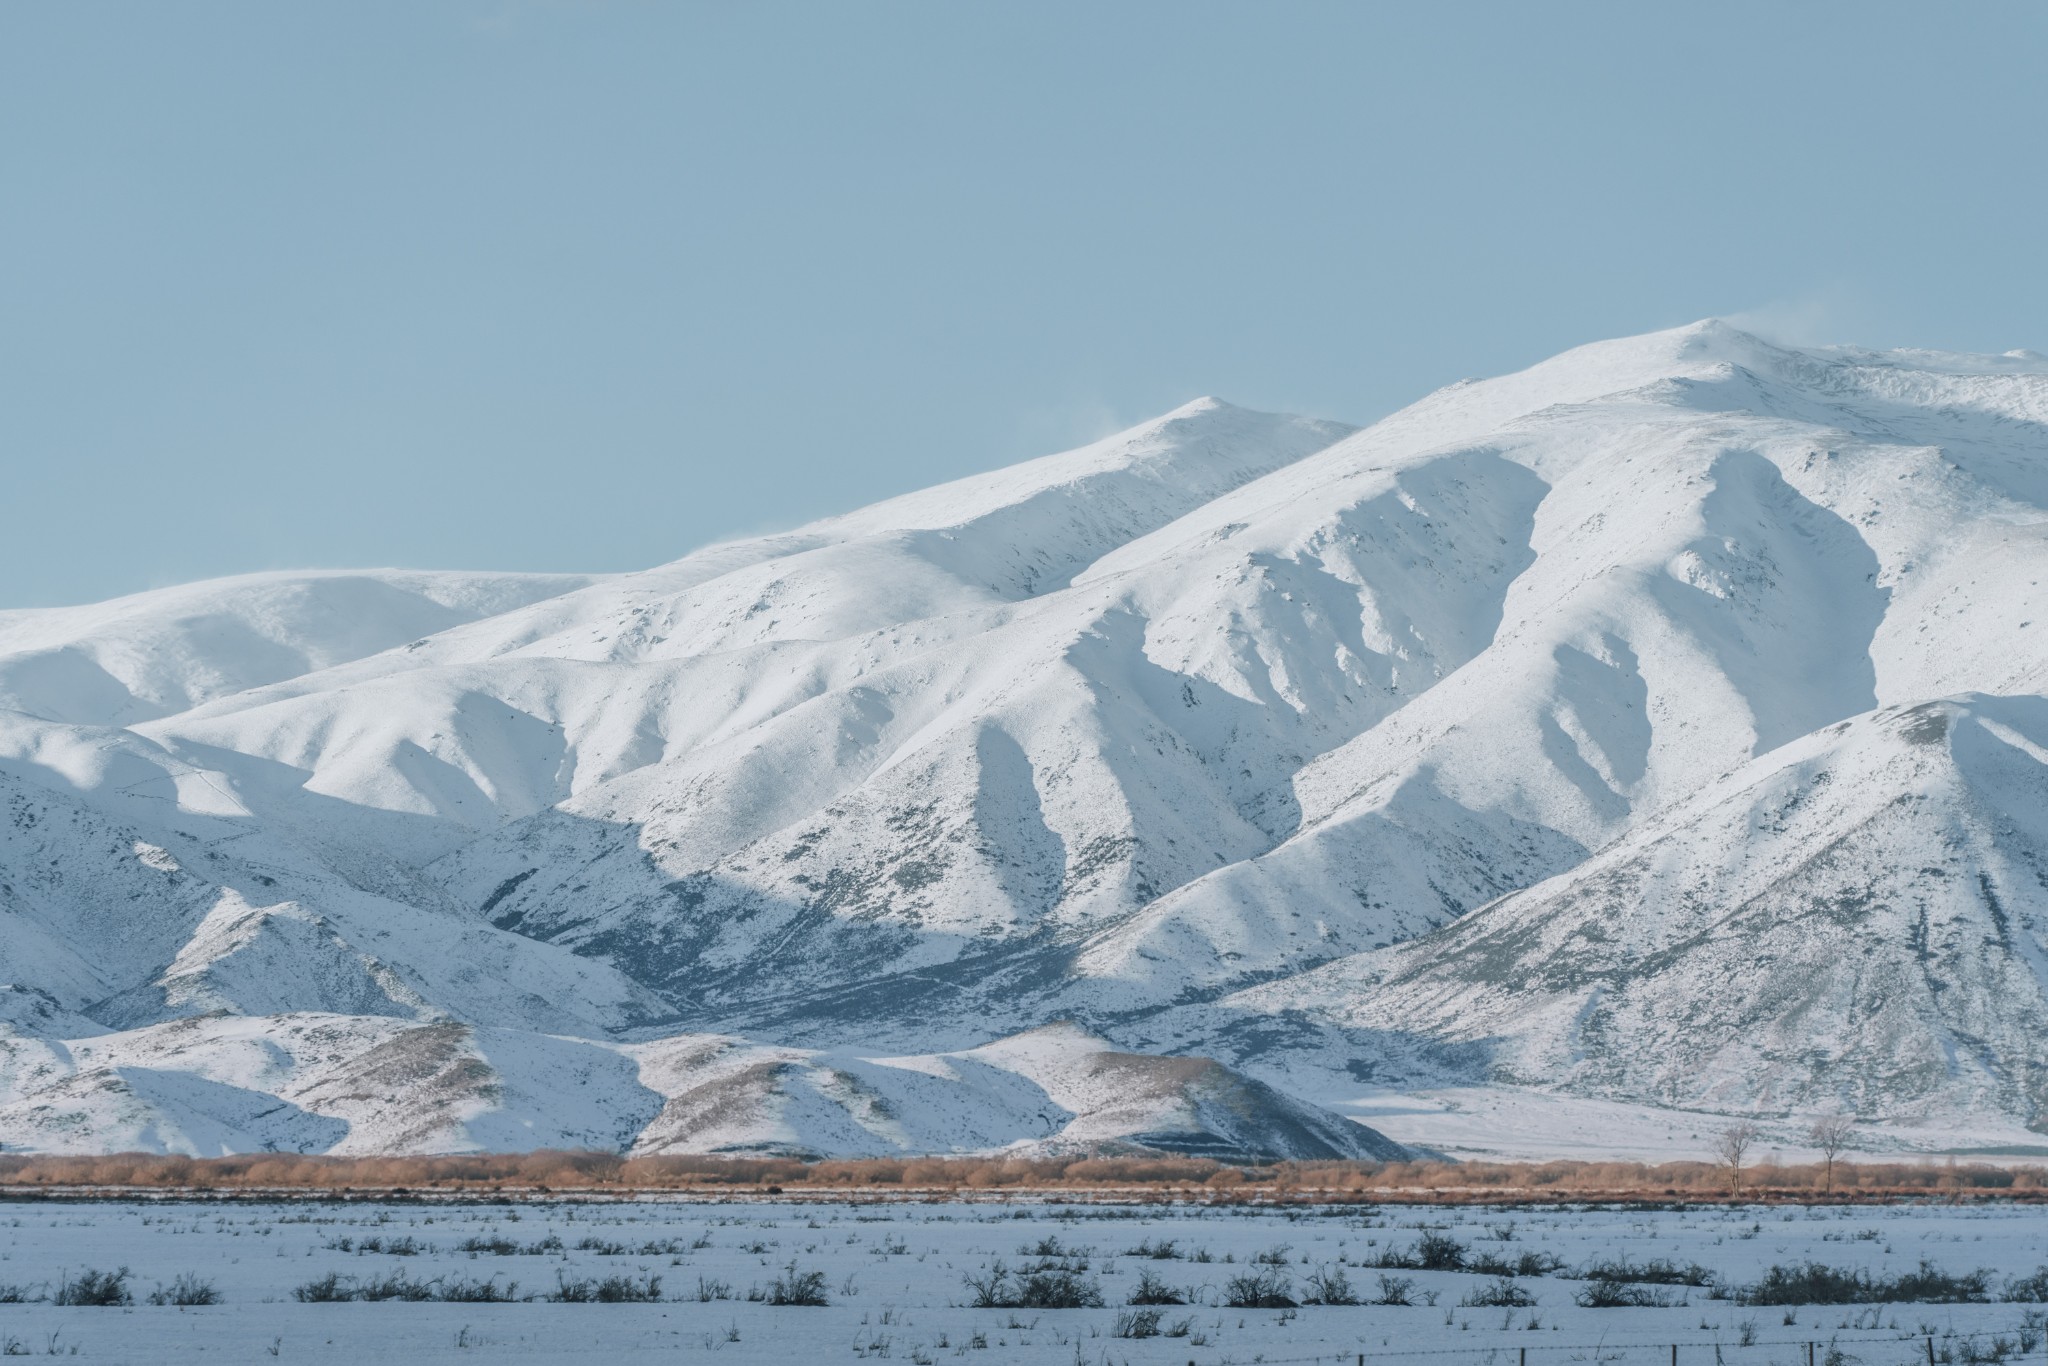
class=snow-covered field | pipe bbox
[2,1197,2046,1364]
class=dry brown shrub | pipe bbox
[0,1149,2038,1201]
[1074,1157,1215,1185]
[620,1155,721,1185]
[897,1157,959,1186]
[239,1158,307,1186]
[808,1159,904,1185]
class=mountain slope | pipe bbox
[0,569,596,726]
[1056,328,2048,1028]
[5,321,2048,1155]
[0,1012,1404,1160]
[1230,696,2048,1125]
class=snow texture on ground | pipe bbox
[2,1198,2047,1365]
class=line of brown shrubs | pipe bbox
[1,1152,2044,1203]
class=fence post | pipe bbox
[1926,1335,1936,1366]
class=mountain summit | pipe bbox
[6,321,2048,1159]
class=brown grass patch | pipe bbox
[0,1151,2043,1204]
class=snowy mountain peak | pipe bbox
[7,321,2048,1158]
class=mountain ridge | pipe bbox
[6,319,2048,1159]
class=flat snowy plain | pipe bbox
[2,1196,2046,1365]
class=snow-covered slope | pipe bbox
[1226,695,2048,1123]
[0,1013,1399,1160]
[0,570,596,725]
[6,322,2048,1156]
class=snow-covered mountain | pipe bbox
[0,569,599,726]
[1223,696,2048,1124]
[6,320,2048,1159]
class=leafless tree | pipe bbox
[1715,1121,1761,1197]
[1807,1113,1854,1193]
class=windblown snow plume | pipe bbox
[5,321,2048,1158]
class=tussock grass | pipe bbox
[763,1266,828,1307]
[53,1268,130,1307]
[1461,1277,1536,1308]
[455,1234,562,1256]
[293,1271,520,1303]
[1127,1268,1186,1305]
[1578,1256,1715,1286]
[1743,1260,1990,1306]
[146,1273,220,1306]
[548,1273,662,1304]
[1222,1267,1296,1308]
[962,1259,1102,1309]
[1577,1279,1680,1308]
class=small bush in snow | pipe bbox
[147,1273,221,1306]
[1124,1239,1179,1260]
[293,1272,352,1303]
[1302,1265,1360,1306]
[549,1273,660,1304]
[456,1235,562,1256]
[1579,1256,1715,1287]
[962,1260,1102,1309]
[350,1272,437,1302]
[1127,1268,1186,1305]
[437,1276,520,1303]
[1414,1231,1467,1271]
[1111,1307,1164,1338]
[54,1268,131,1307]
[766,1266,828,1307]
[1742,1261,1989,1306]
[1577,1279,1678,1309]
[2006,1267,2048,1302]
[1013,1266,1101,1309]
[1222,1267,1296,1309]
[1469,1249,1567,1278]
[294,1271,518,1303]
[1461,1278,1537,1308]
[1374,1274,1415,1306]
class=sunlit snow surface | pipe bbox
[2,1199,2047,1364]
[7,320,2048,1156]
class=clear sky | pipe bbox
[4,2,2044,607]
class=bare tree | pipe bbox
[1715,1121,1761,1197]
[1807,1113,1854,1193]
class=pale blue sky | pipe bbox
[5,2,2044,606]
